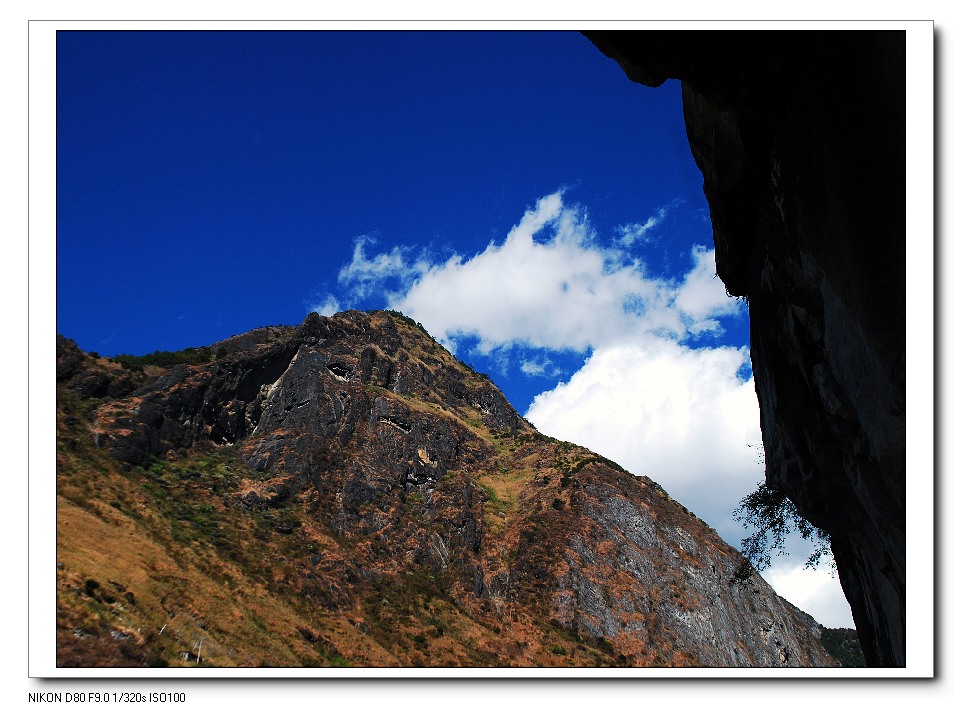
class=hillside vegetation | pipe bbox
[55,312,844,668]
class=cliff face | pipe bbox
[57,311,837,668]
[585,30,906,666]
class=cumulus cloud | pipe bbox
[525,338,761,538]
[765,550,855,628]
[343,192,739,354]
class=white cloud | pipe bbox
[525,338,761,540]
[673,244,742,326]
[337,235,433,302]
[309,294,342,317]
[519,355,561,377]
[379,193,737,354]
[615,203,670,246]
[764,551,855,629]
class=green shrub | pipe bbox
[819,628,866,667]
[112,346,213,370]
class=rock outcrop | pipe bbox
[57,336,138,400]
[58,311,839,667]
[585,30,906,666]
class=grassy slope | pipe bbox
[56,313,833,668]
[55,351,630,667]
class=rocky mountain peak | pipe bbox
[56,311,845,668]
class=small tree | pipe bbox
[733,481,834,572]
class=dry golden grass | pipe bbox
[57,484,394,667]
[56,312,821,669]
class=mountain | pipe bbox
[56,310,841,668]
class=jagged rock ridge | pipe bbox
[57,311,839,667]
[584,30,906,666]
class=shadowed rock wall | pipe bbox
[585,30,906,666]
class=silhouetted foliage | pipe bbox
[734,482,833,572]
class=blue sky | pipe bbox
[56,29,852,627]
